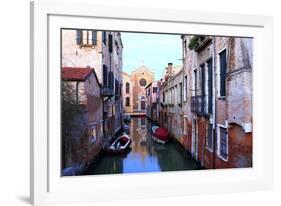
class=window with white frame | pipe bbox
[193,68,198,96]
[174,86,177,104]
[184,76,187,101]
[179,82,183,105]
[217,126,228,160]
[184,116,188,135]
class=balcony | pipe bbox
[191,95,212,117]
[188,36,212,52]
[100,85,114,97]
[191,95,204,114]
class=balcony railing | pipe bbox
[191,95,204,114]
[100,85,114,97]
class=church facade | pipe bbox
[122,65,154,114]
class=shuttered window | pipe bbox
[91,30,97,45]
[76,30,97,46]
[108,71,114,90]
[103,65,108,86]
[108,34,113,53]
[207,59,213,114]
[200,64,205,113]
[76,30,83,45]
[219,127,228,160]
[102,32,107,45]
[219,49,227,97]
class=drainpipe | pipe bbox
[212,37,217,169]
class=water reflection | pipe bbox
[85,117,199,175]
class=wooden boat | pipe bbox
[152,127,169,144]
[108,134,132,154]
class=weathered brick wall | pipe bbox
[62,30,103,83]
[181,36,253,169]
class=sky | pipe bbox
[121,32,182,80]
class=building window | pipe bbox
[125,82,130,94]
[147,88,150,96]
[184,76,187,101]
[184,116,188,135]
[108,34,113,53]
[193,69,198,96]
[76,30,97,46]
[174,86,177,105]
[206,123,213,150]
[219,49,227,97]
[103,65,108,85]
[218,126,228,160]
[179,82,183,105]
[153,87,157,93]
[141,118,146,126]
[115,79,119,97]
[102,32,107,45]
[125,97,130,106]
[163,91,165,103]
[139,78,147,87]
[141,101,146,110]
[207,59,213,114]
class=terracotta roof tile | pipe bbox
[62,67,93,81]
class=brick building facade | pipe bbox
[122,65,154,114]
[61,29,123,175]
[180,35,253,168]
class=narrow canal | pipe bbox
[85,117,199,175]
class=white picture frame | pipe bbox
[30,0,273,205]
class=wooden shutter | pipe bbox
[103,65,108,85]
[92,30,97,45]
[102,32,106,45]
[76,30,82,45]
[219,50,227,97]
[207,59,213,114]
[200,64,205,113]
[109,34,113,53]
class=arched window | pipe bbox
[125,82,130,94]
[125,97,130,106]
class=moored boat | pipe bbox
[124,114,131,122]
[151,125,159,134]
[152,127,169,144]
[108,134,132,154]
[122,124,130,134]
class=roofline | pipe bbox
[62,67,101,87]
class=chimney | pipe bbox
[167,63,173,75]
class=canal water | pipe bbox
[85,117,199,175]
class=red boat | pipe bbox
[152,127,170,144]
[108,134,132,154]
